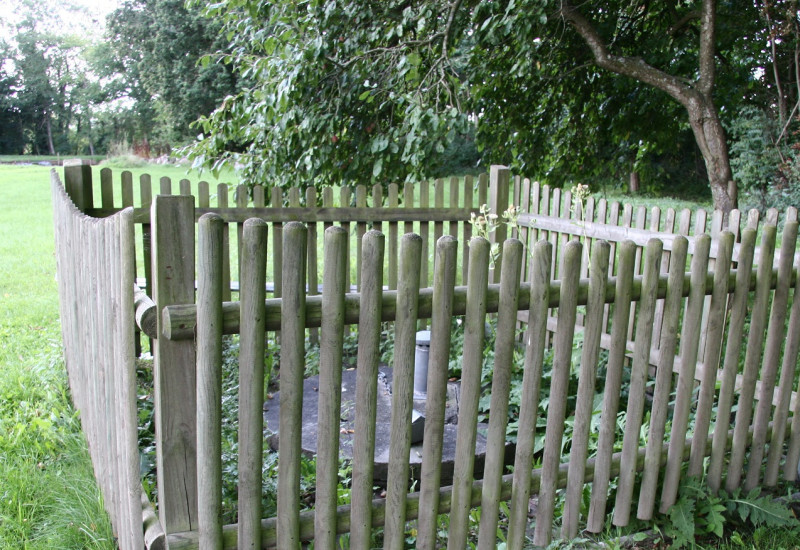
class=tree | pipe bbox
[187,1,473,188]
[106,0,239,147]
[189,0,756,210]
[0,41,25,154]
[557,0,738,211]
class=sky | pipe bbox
[1,0,120,40]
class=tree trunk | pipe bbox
[45,111,56,155]
[560,0,738,214]
[686,93,736,213]
[629,170,640,193]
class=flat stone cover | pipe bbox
[263,366,504,482]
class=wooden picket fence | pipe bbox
[52,160,800,549]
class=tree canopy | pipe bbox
[3,0,798,213]
[185,0,769,210]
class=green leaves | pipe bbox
[659,475,797,549]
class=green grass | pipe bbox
[0,164,115,548]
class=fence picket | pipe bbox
[277,222,307,548]
[478,239,524,549]
[612,239,662,527]
[385,185,399,290]
[660,235,711,511]
[307,187,320,344]
[140,174,153,300]
[637,236,689,520]
[417,235,458,549]
[506,240,552,550]
[272,188,284,299]
[771,254,800,483]
[350,230,385,549]
[462,176,474,285]
[532,240,582,547]
[725,225,777,492]
[196,214,224,549]
[688,233,735,478]
[356,186,367,289]
[217,184,231,301]
[562,241,610,538]
[315,227,349,549]
[587,238,635,530]
[419,181,430,288]
[708,229,757,492]
[745,221,799,490]
[447,237,490,550]
[434,178,444,247]
[237,218,268,550]
[384,234,422,550]
[651,208,675,352]
[152,195,197,533]
[340,187,352,292]
[235,184,248,278]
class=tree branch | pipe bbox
[558,1,694,105]
[668,10,700,36]
[696,0,716,95]
[441,0,462,59]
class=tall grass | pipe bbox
[0,164,114,548]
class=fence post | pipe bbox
[152,195,198,534]
[489,165,511,283]
[63,159,94,212]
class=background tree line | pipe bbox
[2,0,799,212]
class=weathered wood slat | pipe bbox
[612,240,662,527]
[152,195,198,534]
[660,235,710,511]
[447,237,490,550]
[489,166,510,284]
[726,225,777,493]
[506,240,552,550]
[477,239,523,549]
[708,229,757,492]
[773,248,800,483]
[271,188,284,300]
[237,218,268,550]
[562,241,610,538]
[306,188,320,345]
[745,221,798,490]
[416,235,458,549]
[533,240,582,547]
[637,237,688,520]
[689,232,735,478]
[314,227,348,550]
[419,181,430,288]
[350,230,385,549]
[383,234,422,550]
[462,175,474,285]
[217,184,231,302]
[196,214,224,549]
[277,222,307,548]
[387,184,399,290]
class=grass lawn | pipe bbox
[0,163,116,548]
[0,159,796,549]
